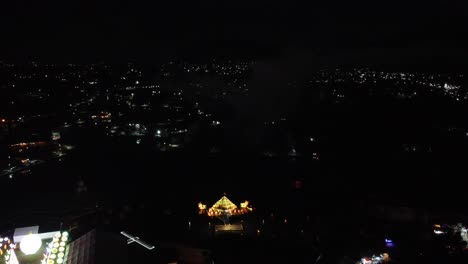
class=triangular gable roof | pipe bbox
[211,196,237,210]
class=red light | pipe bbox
[295,180,302,189]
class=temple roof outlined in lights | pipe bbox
[198,194,253,224]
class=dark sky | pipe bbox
[1,0,467,67]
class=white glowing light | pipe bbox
[20,234,42,255]
[434,230,444,234]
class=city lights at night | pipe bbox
[1,0,468,263]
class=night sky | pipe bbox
[1,0,467,68]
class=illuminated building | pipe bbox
[198,195,253,224]
[0,227,70,264]
[0,225,129,264]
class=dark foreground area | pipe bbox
[2,138,468,263]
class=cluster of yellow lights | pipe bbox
[45,232,68,264]
[198,195,253,217]
[198,203,206,210]
[0,237,11,256]
[0,238,18,264]
[240,201,250,208]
